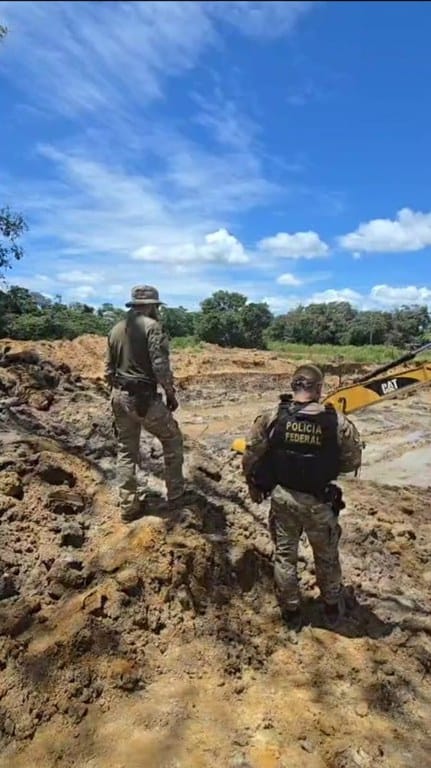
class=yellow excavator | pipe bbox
[231,342,431,454]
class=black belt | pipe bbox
[113,375,156,395]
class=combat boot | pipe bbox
[168,490,202,529]
[167,489,200,512]
[323,593,346,629]
[120,498,142,523]
[281,607,302,633]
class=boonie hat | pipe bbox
[125,285,165,307]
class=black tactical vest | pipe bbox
[268,398,340,494]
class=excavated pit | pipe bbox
[0,340,430,768]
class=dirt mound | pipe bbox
[1,336,367,389]
[0,341,430,767]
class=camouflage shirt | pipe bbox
[242,400,362,478]
[105,313,175,391]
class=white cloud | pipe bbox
[339,208,431,253]
[57,270,102,284]
[1,0,320,307]
[210,1,315,39]
[132,229,248,265]
[303,285,431,310]
[0,1,214,117]
[258,231,329,259]
[261,295,302,314]
[369,284,431,306]
[19,144,260,265]
[276,273,303,286]
[352,252,361,260]
[72,285,97,300]
[0,2,315,119]
[307,288,362,305]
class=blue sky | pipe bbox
[1,0,431,313]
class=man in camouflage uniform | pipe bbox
[105,285,185,521]
[242,364,362,631]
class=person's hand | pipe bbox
[248,482,264,504]
[166,389,179,412]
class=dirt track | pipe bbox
[0,338,430,768]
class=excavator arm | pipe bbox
[322,358,431,414]
[231,342,431,454]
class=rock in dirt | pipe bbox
[333,747,372,768]
[14,714,36,741]
[47,556,86,597]
[355,702,369,717]
[109,659,142,692]
[0,597,40,637]
[229,756,252,768]
[299,738,315,753]
[0,471,23,499]
[60,521,85,549]
[47,488,85,515]
[115,567,140,595]
[67,702,88,724]
[0,493,16,515]
[28,391,55,412]
[0,574,19,601]
[391,523,416,541]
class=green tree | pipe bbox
[0,207,28,277]
[196,291,247,347]
[160,306,195,338]
[265,315,288,342]
[195,291,272,349]
[387,305,430,347]
[196,310,245,347]
[342,311,391,345]
[240,302,273,348]
[200,290,248,315]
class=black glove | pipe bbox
[166,390,179,412]
[247,482,264,504]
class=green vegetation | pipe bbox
[1,28,28,281]
[267,342,405,364]
[0,290,125,340]
[0,208,28,279]
[170,336,203,351]
[1,287,430,355]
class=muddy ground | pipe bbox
[0,339,430,768]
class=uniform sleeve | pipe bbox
[242,412,272,478]
[336,411,362,474]
[104,333,115,387]
[146,322,175,391]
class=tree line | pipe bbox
[0,285,429,349]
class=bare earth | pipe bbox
[0,338,430,768]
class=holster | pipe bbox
[113,374,157,418]
[319,483,345,516]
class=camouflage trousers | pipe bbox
[111,388,184,514]
[269,484,342,610]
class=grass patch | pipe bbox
[169,337,430,365]
[266,342,405,364]
[170,336,203,351]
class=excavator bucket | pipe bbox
[231,437,246,454]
